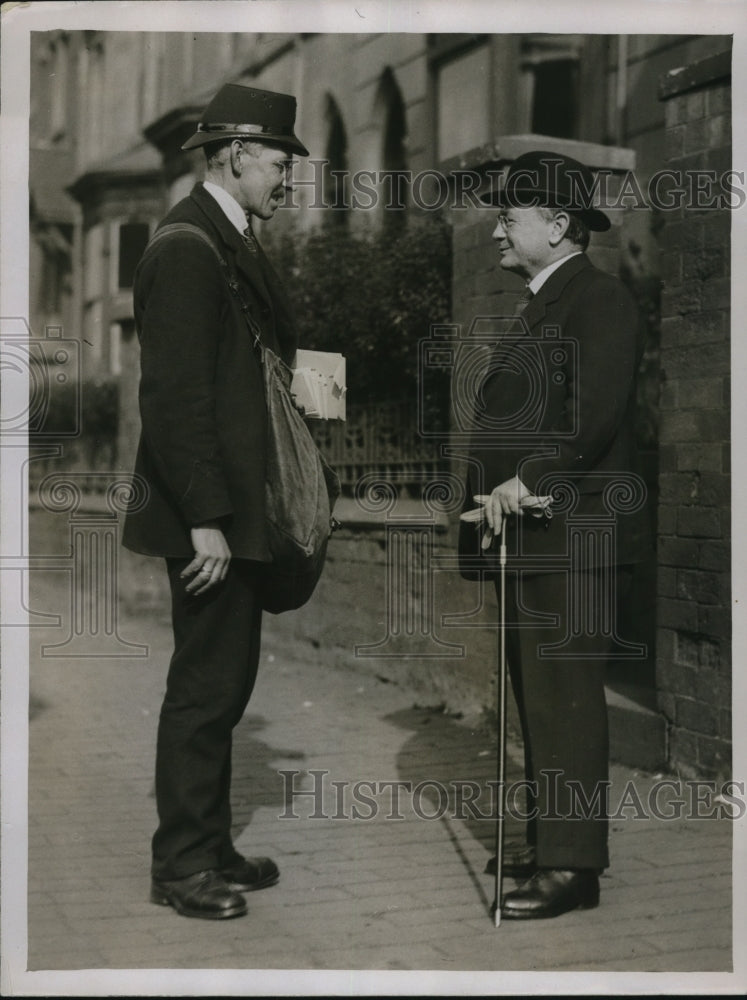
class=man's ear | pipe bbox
[548,211,570,247]
[230,140,244,177]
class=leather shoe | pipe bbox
[484,844,536,880]
[150,869,247,920]
[219,855,279,892]
[500,868,600,919]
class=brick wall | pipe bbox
[656,51,732,779]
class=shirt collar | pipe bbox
[527,251,583,296]
[202,180,249,236]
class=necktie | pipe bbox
[242,221,259,255]
[514,288,533,315]
[479,289,534,385]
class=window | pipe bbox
[521,35,582,140]
[382,78,406,174]
[323,96,349,226]
[532,59,578,138]
[374,68,408,232]
[117,222,150,290]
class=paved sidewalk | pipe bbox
[19,531,741,993]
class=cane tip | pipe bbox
[491,899,501,927]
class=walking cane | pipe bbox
[492,516,508,927]
[461,495,550,926]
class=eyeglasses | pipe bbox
[238,143,297,176]
[270,158,298,176]
[497,209,563,227]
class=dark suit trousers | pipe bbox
[498,568,632,871]
[152,558,263,880]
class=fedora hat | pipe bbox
[480,150,610,232]
[182,83,309,156]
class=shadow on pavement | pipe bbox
[385,705,529,917]
[229,712,306,838]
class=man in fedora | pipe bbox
[459,151,650,918]
[122,84,309,919]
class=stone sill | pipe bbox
[332,496,451,533]
[440,134,636,176]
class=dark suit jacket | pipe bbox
[122,183,299,560]
[459,253,652,575]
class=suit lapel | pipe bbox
[484,254,593,380]
[189,184,273,310]
[188,183,301,362]
[522,253,592,334]
[235,239,273,307]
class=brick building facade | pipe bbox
[656,50,732,779]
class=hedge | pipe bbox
[267,215,453,428]
[29,375,119,468]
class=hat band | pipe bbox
[197,122,295,138]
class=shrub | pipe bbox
[267,215,453,429]
[30,375,119,468]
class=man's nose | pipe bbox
[492,220,505,240]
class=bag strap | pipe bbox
[145,222,264,353]
[145,226,341,524]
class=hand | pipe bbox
[182,523,231,595]
[460,479,553,550]
[484,476,531,540]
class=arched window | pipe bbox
[374,68,407,231]
[323,95,349,227]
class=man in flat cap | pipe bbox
[459,151,650,918]
[122,84,309,920]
